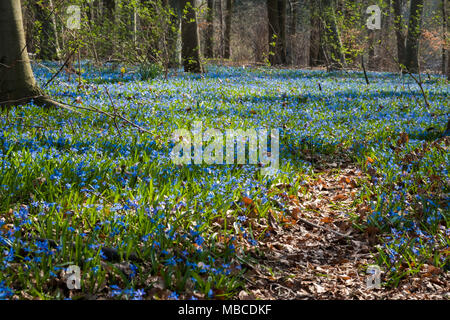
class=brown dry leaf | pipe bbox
[291,207,301,219]
[242,196,253,206]
[366,156,374,164]
[333,194,348,201]
[423,265,442,276]
[397,132,409,146]
[366,226,379,245]
[320,217,333,223]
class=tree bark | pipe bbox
[368,30,376,70]
[321,0,344,69]
[267,0,287,65]
[404,0,424,74]
[167,0,182,67]
[405,0,423,73]
[217,0,224,57]
[443,0,448,76]
[447,52,450,80]
[392,0,406,67]
[33,0,60,60]
[0,0,43,107]
[205,0,214,58]
[224,0,232,59]
[309,0,324,67]
[181,0,203,73]
[0,0,71,110]
[277,0,287,64]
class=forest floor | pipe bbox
[240,155,449,299]
[0,63,448,300]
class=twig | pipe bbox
[296,216,353,239]
[379,42,430,108]
[361,55,370,85]
[43,46,78,88]
[270,196,353,239]
[103,86,122,137]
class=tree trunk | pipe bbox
[0,0,43,106]
[288,0,297,65]
[321,0,344,70]
[103,0,115,19]
[443,0,448,76]
[447,40,450,80]
[217,0,224,57]
[33,0,60,60]
[392,0,406,67]
[277,0,287,64]
[368,30,376,70]
[181,0,203,73]
[289,0,297,37]
[267,0,286,65]
[309,0,324,67]
[404,0,424,73]
[224,0,232,59]
[205,0,214,58]
[167,0,182,67]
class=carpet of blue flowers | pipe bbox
[0,63,448,299]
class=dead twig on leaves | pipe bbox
[270,197,353,239]
[296,216,353,239]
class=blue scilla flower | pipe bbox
[168,291,179,300]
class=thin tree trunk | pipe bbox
[404,0,424,73]
[205,0,214,58]
[277,0,287,64]
[49,0,61,60]
[309,0,324,67]
[167,0,182,67]
[447,52,450,80]
[442,0,447,76]
[289,0,297,37]
[224,0,232,59]
[267,0,286,65]
[34,0,60,60]
[288,0,297,65]
[321,0,344,69]
[181,0,203,73]
[380,0,392,71]
[217,0,224,57]
[368,30,376,70]
[393,0,406,67]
